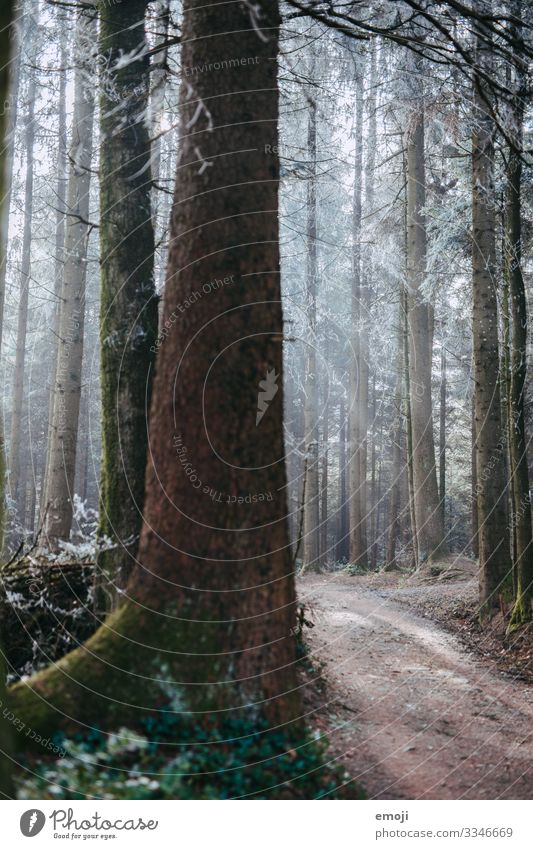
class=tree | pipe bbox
[42,8,96,548]
[405,51,446,565]
[10,0,299,740]
[40,11,69,523]
[0,0,15,799]
[8,0,38,520]
[349,64,367,567]
[471,0,510,616]
[302,90,320,571]
[506,0,532,628]
[96,0,158,604]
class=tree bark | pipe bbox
[0,0,21,358]
[10,0,299,741]
[506,0,532,628]
[8,2,38,517]
[349,67,367,567]
[472,0,511,616]
[385,300,404,570]
[40,14,69,522]
[43,8,96,547]
[302,92,320,571]
[405,68,446,564]
[439,342,447,531]
[0,0,15,799]
[96,0,158,603]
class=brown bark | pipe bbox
[507,0,532,628]
[472,0,511,615]
[10,0,299,737]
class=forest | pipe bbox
[0,0,532,803]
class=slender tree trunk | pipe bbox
[302,93,320,571]
[370,375,378,569]
[403,284,418,570]
[0,0,21,357]
[0,0,15,798]
[439,342,447,531]
[10,0,300,741]
[471,388,479,558]
[41,17,69,522]
[405,75,446,564]
[507,0,532,628]
[385,301,404,570]
[320,395,328,563]
[349,67,367,567]
[43,9,96,548]
[336,394,349,562]
[9,6,37,515]
[96,0,158,602]
[472,0,511,616]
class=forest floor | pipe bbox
[299,558,533,799]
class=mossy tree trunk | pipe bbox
[9,0,300,742]
[472,0,511,617]
[96,0,158,605]
[43,8,96,548]
[506,0,532,629]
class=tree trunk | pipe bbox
[405,74,446,564]
[385,300,404,570]
[320,393,328,563]
[0,0,22,357]
[349,67,367,568]
[439,342,447,531]
[40,15,69,522]
[8,3,38,516]
[302,93,320,571]
[472,0,511,616]
[0,0,15,799]
[96,0,158,603]
[10,0,299,741]
[507,0,532,628]
[43,8,96,548]
[336,394,349,562]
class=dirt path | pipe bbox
[300,574,533,799]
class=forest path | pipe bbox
[299,574,533,799]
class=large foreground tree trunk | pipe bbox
[43,8,96,547]
[472,1,511,617]
[96,0,158,604]
[10,0,299,740]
